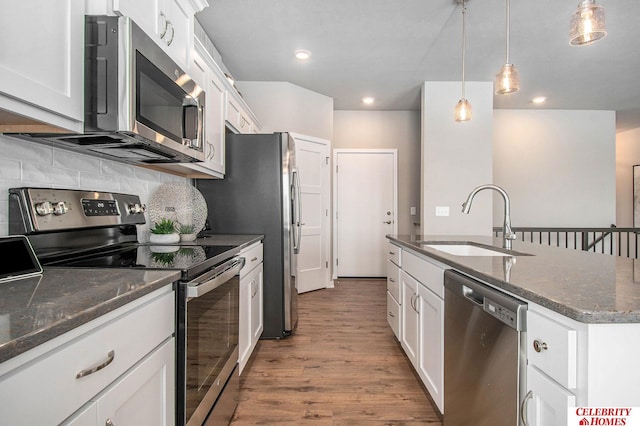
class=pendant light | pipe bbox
[454,0,472,122]
[570,0,606,46]
[494,0,519,95]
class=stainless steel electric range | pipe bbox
[8,187,242,426]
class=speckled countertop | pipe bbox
[0,269,180,364]
[388,234,640,324]
[0,234,263,365]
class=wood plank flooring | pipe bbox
[231,278,443,425]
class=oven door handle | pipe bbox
[186,257,245,298]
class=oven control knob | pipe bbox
[53,201,69,215]
[35,201,54,216]
[127,203,146,214]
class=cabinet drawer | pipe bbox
[387,242,401,266]
[527,310,577,389]
[402,250,445,298]
[240,242,263,277]
[387,260,400,302]
[387,291,400,339]
[0,289,175,426]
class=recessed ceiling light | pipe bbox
[531,96,547,104]
[294,50,311,60]
[362,97,375,105]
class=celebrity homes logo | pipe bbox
[568,408,640,425]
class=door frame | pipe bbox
[332,149,398,279]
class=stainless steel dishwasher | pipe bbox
[443,270,527,425]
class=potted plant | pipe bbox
[177,223,198,242]
[149,218,180,244]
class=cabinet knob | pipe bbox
[533,339,548,352]
[105,419,114,426]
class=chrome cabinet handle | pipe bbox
[159,12,168,38]
[76,350,115,379]
[166,23,175,46]
[388,311,395,318]
[389,251,396,255]
[250,257,258,262]
[520,390,533,426]
[533,340,548,352]
[389,277,395,283]
[105,419,114,426]
[383,220,392,224]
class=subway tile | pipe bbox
[0,137,53,165]
[53,149,102,173]
[0,158,21,180]
[22,163,79,187]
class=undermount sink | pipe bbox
[420,241,531,257]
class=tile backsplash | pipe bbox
[0,134,190,238]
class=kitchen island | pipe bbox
[388,234,640,425]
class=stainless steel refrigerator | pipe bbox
[196,132,301,338]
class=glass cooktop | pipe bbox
[44,244,237,271]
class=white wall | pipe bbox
[333,110,420,236]
[235,81,334,141]
[421,81,494,236]
[0,135,189,237]
[616,127,640,227]
[493,110,616,227]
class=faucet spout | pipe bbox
[461,184,516,250]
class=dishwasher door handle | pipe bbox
[462,285,484,306]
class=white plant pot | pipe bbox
[180,233,197,242]
[149,233,180,244]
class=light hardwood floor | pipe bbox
[231,278,443,425]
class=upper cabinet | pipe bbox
[0,0,85,133]
[110,0,204,70]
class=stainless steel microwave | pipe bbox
[10,15,205,164]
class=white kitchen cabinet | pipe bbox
[239,241,264,374]
[0,286,175,426]
[416,282,444,412]
[111,0,205,70]
[393,243,446,414]
[64,337,175,426]
[0,0,84,133]
[386,260,401,337]
[400,271,419,366]
[523,365,576,426]
[226,93,257,134]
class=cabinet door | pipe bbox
[250,263,264,344]
[0,0,84,123]
[203,66,226,174]
[524,365,576,426]
[417,283,444,413]
[95,337,175,426]
[400,271,419,367]
[239,269,252,372]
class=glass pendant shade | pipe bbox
[454,99,472,122]
[570,0,606,46]
[495,63,520,95]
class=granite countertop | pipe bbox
[388,234,640,324]
[194,233,264,249]
[0,268,180,364]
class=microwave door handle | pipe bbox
[186,257,245,298]
[182,97,201,150]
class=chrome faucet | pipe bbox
[461,184,517,250]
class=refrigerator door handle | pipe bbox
[292,169,303,254]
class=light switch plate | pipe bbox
[410,206,417,216]
[435,206,449,216]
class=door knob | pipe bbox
[383,220,392,224]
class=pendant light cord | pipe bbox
[461,1,467,98]
[505,0,510,64]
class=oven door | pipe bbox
[177,256,243,426]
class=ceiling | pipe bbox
[196,0,640,132]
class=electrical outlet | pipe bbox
[435,206,450,217]
[410,206,417,216]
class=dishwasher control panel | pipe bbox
[484,298,519,329]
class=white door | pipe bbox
[334,149,397,277]
[293,133,330,293]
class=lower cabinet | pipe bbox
[386,259,401,338]
[0,286,175,426]
[398,250,446,414]
[523,365,576,426]
[64,337,175,426]
[239,241,264,374]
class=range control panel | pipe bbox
[9,188,147,233]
